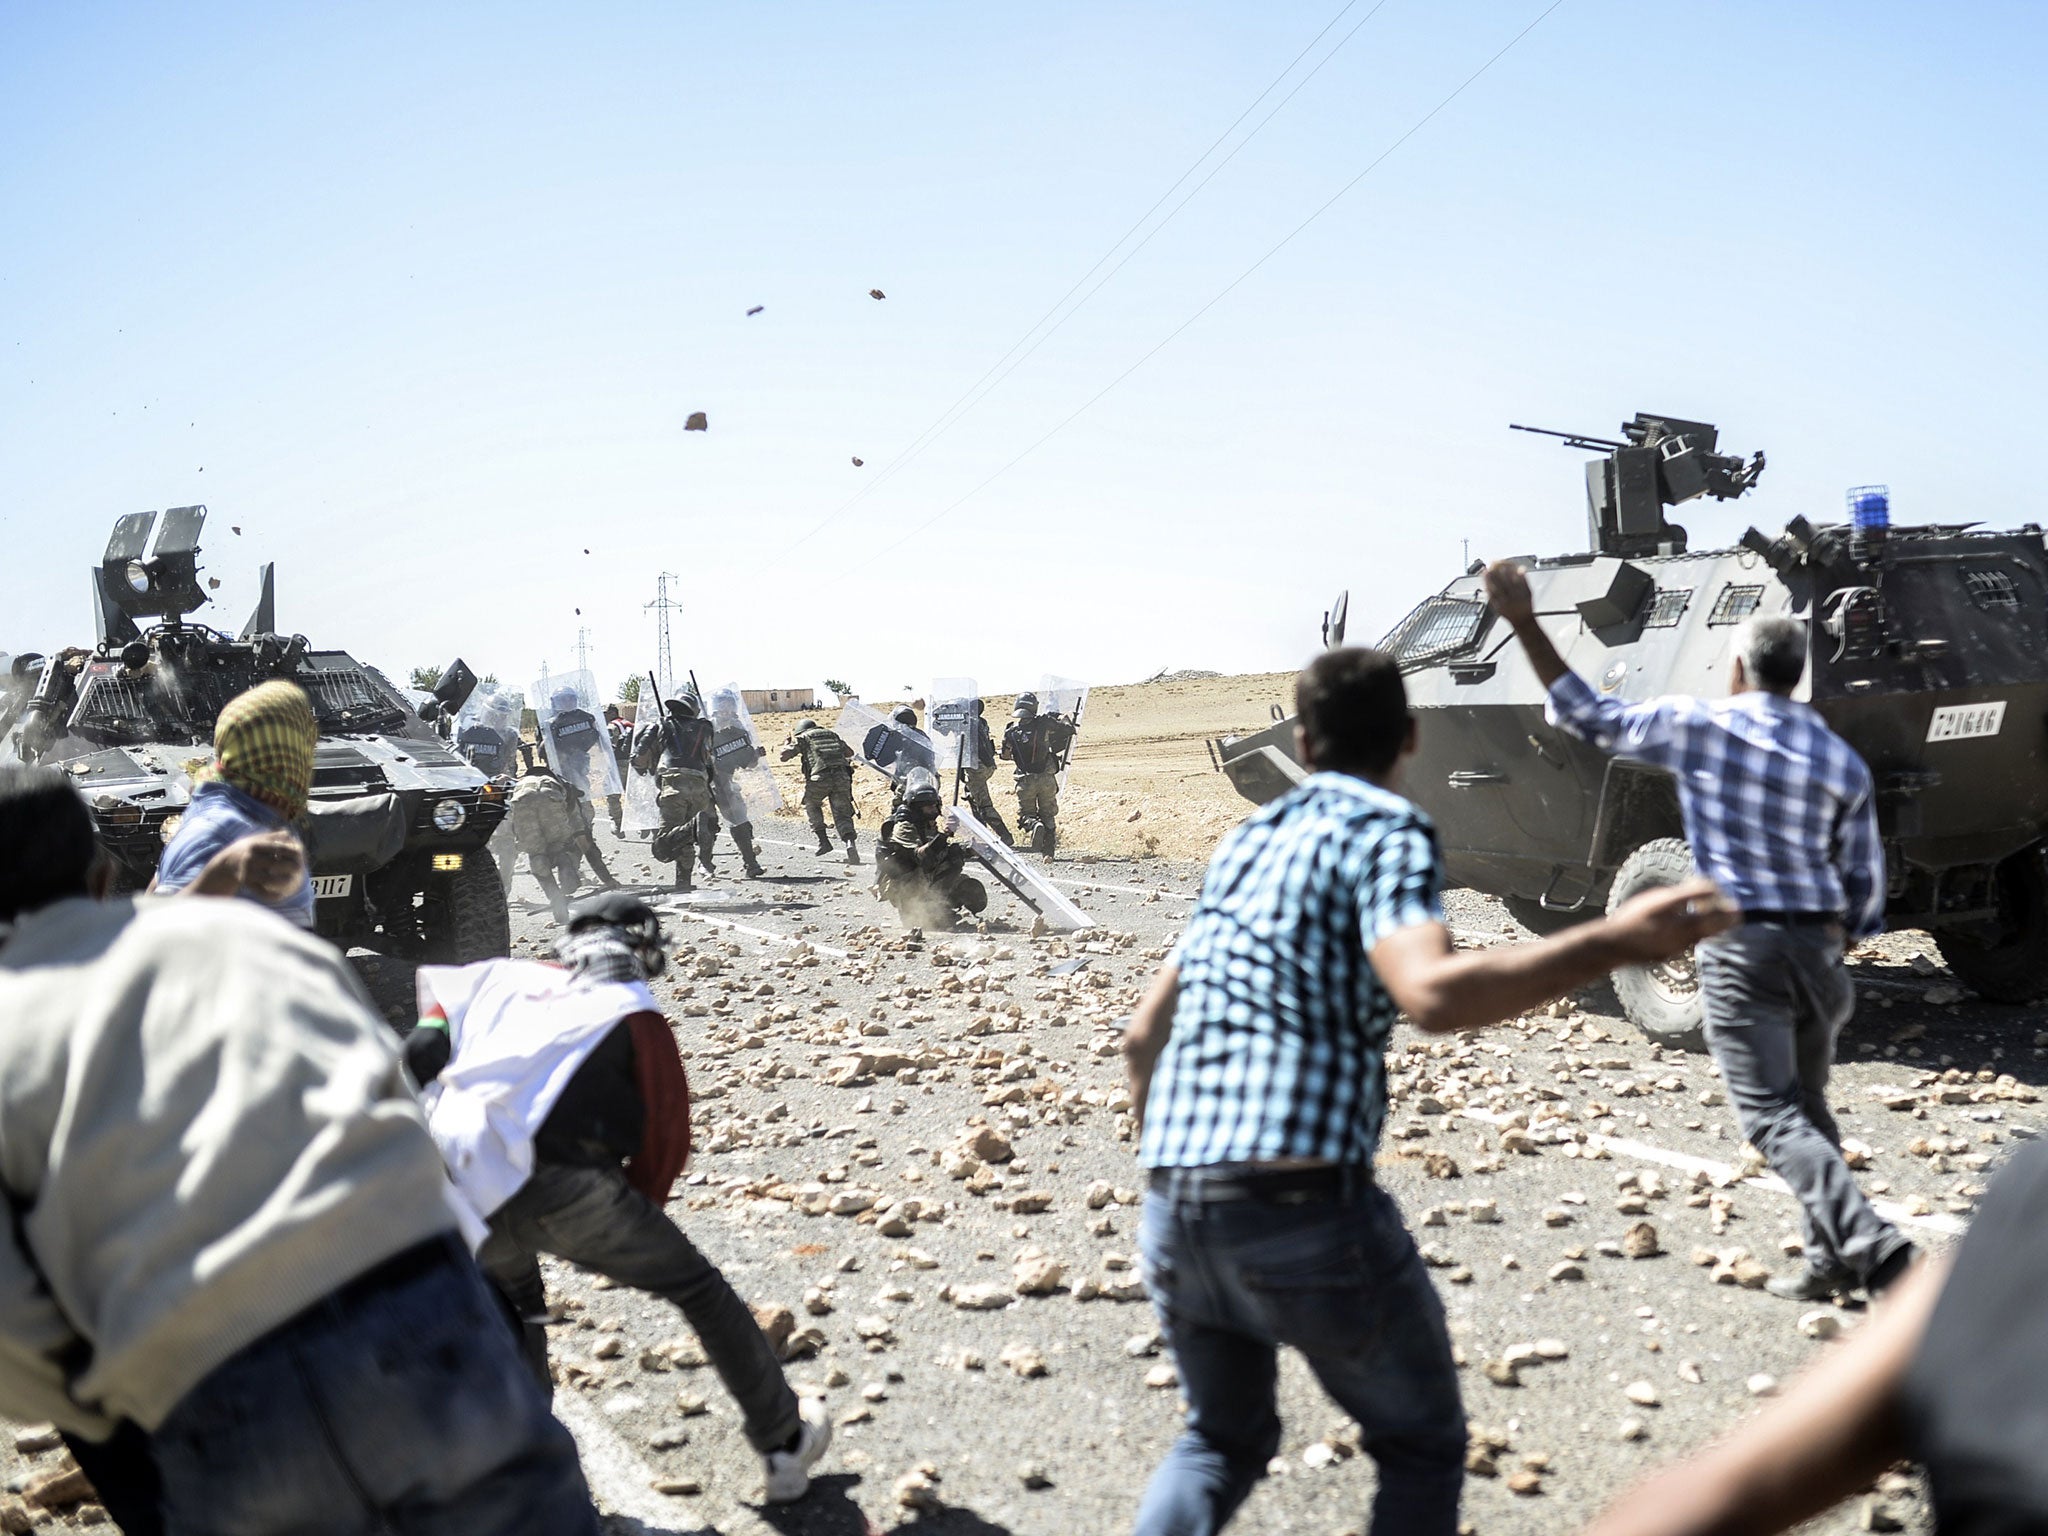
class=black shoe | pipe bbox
[1765,1264,1853,1302]
[1864,1244,1917,1296]
[814,835,833,856]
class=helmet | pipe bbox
[711,688,741,721]
[971,698,986,716]
[665,694,699,720]
[562,891,667,979]
[797,719,820,734]
[551,686,579,712]
[893,707,917,727]
[902,766,942,807]
[1013,691,1038,718]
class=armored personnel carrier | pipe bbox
[1,507,511,962]
[1217,414,2048,1044]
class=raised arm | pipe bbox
[1372,879,1735,1034]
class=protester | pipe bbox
[1120,647,1735,1536]
[0,764,598,1534]
[1585,1144,2048,1535]
[1484,561,1911,1302]
[406,891,832,1505]
[153,679,318,927]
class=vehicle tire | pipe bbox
[1606,838,1706,1051]
[1501,895,1597,937]
[1934,846,2048,1002]
[431,858,512,963]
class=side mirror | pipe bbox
[1322,589,1349,649]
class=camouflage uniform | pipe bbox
[874,784,986,930]
[1001,704,1075,856]
[780,723,860,864]
[507,772,618,922]
[633,708,716,889]
[958,711,1013,845]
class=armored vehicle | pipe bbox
[1217,414,2048,1045]
[1,507,512,962]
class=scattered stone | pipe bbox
[1547,1260,1585,1283]
[1506,1470,1544,1496]
[1013,1251,1065,1295]
[1618,1417,1648,1442]
[894,1467,943,1511]
[1800,1311,1844,1341]
[1624,1381,1660,1407]
[11,1428,60,1456]
[1747,1373,1780,1397]
[1144,1362,1178,1390]
[1018,1461,1052,1489]
[652,1477,702,1497]
[1000,1342,1049,1378]
[1622,1221,1662,1259]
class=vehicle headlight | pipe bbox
[159,812,184,844]
[432,797,467,833]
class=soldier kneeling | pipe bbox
[874,769,987,932]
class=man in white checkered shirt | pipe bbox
[1486,560,1914,1305]
[1119,647,1734,1536]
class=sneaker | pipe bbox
[1764,1263,1853,1302]
[763,1396,831,1504]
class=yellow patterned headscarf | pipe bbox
[204,681,318,818]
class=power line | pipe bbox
[851,0,1568,572]
[781,0,1376,559]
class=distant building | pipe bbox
[743,687,818,714]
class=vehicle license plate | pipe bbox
[311,874,354,899]
[1925,701,2006,743]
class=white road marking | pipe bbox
[1051,876,1197,901]
[1455,1106,1967,1237]
[552,1391,692,1529]
[659,904,851,959]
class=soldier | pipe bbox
[958,699,1015,846]
[547,686,603,789]
[874,768,986,931]
[1000,691,1076,856]
[634,692,715,892]
[700,689,767,880]
[600,705,629,835]
[779,719,860,865]
[507,759,620,924]
[457,686,521,780]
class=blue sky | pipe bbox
[4,2,2044,701]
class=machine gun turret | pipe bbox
[1512,414,1765,558]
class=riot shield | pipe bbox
[453,684,525,780]
[950,805,1092,932]
[1039,674,1089,791]
[834,700,936,786]
[927,677,981,773]
[705,683,784,822]
[530,669,622,799]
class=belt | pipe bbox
[1741,910,1842,928]
[328,1233,466,1308]
[1148,1163,1373,1206]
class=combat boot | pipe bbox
[814,828,833,856]
[735,824,766,879]
[845,839,862,866]
[673,848,695,893]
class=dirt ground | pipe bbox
[756,672,1296,862]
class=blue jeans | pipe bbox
[1133,1176,1466,1536]
[150,1237,597,1536]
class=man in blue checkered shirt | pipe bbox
[1486,560,1913,1306]
[1120,648,1733,1536]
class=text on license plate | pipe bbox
[1926,701,2007,743]
[311,875,354,899]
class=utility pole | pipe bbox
[1461,537,1471,570]
[644,572,682,695]
[574,625,592,677]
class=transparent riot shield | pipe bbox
[453,683,525,780]
[621,709,662,833]
[833,700,936,786]
[927,677,981,773]
[950,805,1093,932]
[705,683,784,823]
[530,668,622,799]
[1039,674,1089,791]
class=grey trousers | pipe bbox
[477,1164,800,1453]
[1699,923,1906,1281]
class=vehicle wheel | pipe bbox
[429,858,511,963]
[1606,838,1706,1050]
[1502,895,1597,937]
[1934,847,2048,1002]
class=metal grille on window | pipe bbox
[1963,569,2020,612]
[303,670,385,719]
[1377,596,1486,669]
[1643,587,1692,628]
[1706,584,1764,625]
